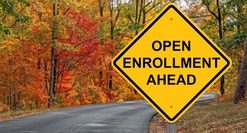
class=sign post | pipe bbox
[112,3,231,124]
[167,123,176,133]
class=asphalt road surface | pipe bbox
[0,93,215,133]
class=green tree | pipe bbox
[225,0,247,46]
[0,0,30,38]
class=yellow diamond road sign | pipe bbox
[112,4,231,123]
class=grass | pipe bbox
[0,109,52,122]
[149,101,247,133]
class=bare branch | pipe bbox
[202,0,218,19]
[115,0,121,22]
[146,1,163,13]
[189,14,212,18]
[128,15,134,23]
[63,7,71,16]
[74,35,98,48]
[142,1,152,9]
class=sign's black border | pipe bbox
[113,5,231,122]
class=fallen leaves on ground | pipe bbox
[149,101,247,133]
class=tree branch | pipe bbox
[10,5,28,28]
[63,7,71,16]
[114,0,121,22]
[146,1,163,14]
[74,35,98,48]
[128,15,134,23]
[202,0,218,20]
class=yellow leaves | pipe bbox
[31,1,52,13]
[0,36,17,50]
[121,36,131,45]
[68,90,78,98]
[97,92,108,103]
[0,102,10,113]
[30,23,47,39]
[66,0,90,9]
[215,93,234,102]
[55,42,77,51]
[205,15,212,21]
[0,46,7,50]
[104,33,111,38]
[2,40,14,46]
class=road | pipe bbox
[0,93,215,133]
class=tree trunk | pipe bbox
[53,56,57,94]
[202,0,226,95]
[216,0,225,95]
[48,46,55,107]
[233,37,247,104]
[44,60,49,93]
[108,0,120,90]
[135,0,139,35]
[48,0,59,107]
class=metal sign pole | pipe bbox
[167,123,176,133]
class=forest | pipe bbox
[0,0,246,113]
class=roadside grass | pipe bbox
[0,109,51,122]
[150,101,247,133]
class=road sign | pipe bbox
[112,3,231,123]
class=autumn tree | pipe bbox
[126,0,174,35]
[48,0,60,107]
[6,0,246,112]
[0,0,30,39]
[200,0,228,95]
[226,0,247,104]
[234,37,247,104]
[0,0,31,110]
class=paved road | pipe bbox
[197,92,217,102]
[0,101,156,133]
[0,93,215,133]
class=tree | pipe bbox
[0,0,33,110]
[48,0,60,107]
[201,0,228,95]
[56,10,101,105]
[0,0,30,39]
[225,0,247,46]
[233,37,247,104]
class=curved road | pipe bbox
[0,101,155,133]
[0,93,215,133]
